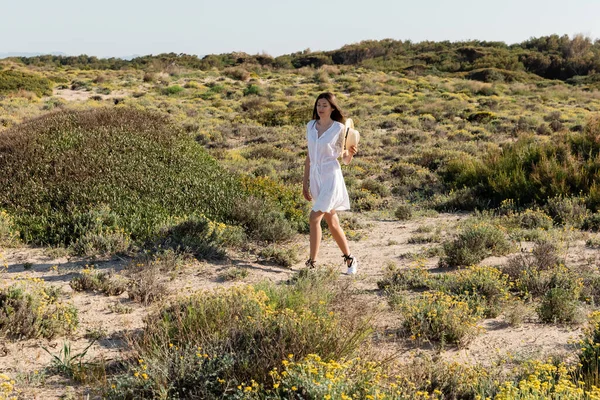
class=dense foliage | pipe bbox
[9,34,600,84]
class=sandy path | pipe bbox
[0,212,588,398]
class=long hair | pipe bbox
[312,92,345,124]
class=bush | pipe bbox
[258,245,299,268]
[398,291,482,347]
[0,70,53,97]
[0,281,78,339]
[271,354,397,399]
[241,175,309,235]
[377,262,432,292]
[441,222,511,267]
[162,85,184,95]
[435,266,511,318]
[243,84,262,96]
[106,276,371,398]
[0,108,244,246]
[0,210,19,246]
[223,67,250,81]
[537,287,580,323]
[153,214,244,260]
[69,267,127,296]
[545,196,589,227]
[70,228,131,257]
[504,243,581,299]
[510,209,553,230]
[496,361,593,399]
[577,312,600,387]
[394,204,413,221]
[582,213,600,232]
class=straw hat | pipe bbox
[343,118,360,150]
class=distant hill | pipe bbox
[4,35,600,83]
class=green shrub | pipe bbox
[0,282,78,339]
[537,288,580,323]
[241,175,309,235]
[70,228,131,257]
[399,291,482,347]
[577,313,600,387]
[441,222,511,267]
[0,70,53,96]
[545,196,589,227]
[218,267,248,281]
[582,213,600,232]
[360,178,391,198]
[259,245,299,268]
[69,268,127,296]
[505,243,581,300]
[162,85,184,95]
[377,262,432,292]
[435,266,511,318]
[0,210,19,246]
[153,214,244,260]
[243,84,262,96]
[106,276,371,398]
[510,209,553,230]
[394,204,413,221]
[0,108,243,246]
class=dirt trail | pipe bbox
[0,212,584,398]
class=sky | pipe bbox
[1,0,599,59]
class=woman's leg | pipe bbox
[323,211,351,259]
[309,210,325,262]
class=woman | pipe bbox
[302,92,359,274]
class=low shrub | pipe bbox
[230,197,296,243]
[162,85,184,95]
[0,210,19,246]
[441,222,511,267]
[223,67,250,81]
[0,108,244,246]
[70,227,131,257]
[577,312,600,387]
[218,267,248,281]
[545,196,589,227]
[377,262,432,292]
[496,361,596,399]
[153,214,244,260]
[271,354,400,399]
[69,267,127,296]
[394,204,413,221]
[509,209,553,230]
[537,287,580,324]
[399,291,482,347]
[105,275,371,398]
[435,266,511,318]
[258,245,299,268]
[241,175,309,235]
[0,70,53,97]
[0,280,77,339]
[582,213,600,232]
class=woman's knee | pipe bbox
[309,211,324,225]
[324,214,340,230]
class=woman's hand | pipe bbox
[302,183,312,201]
[348,145,358,156]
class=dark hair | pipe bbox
[312,92,345,124]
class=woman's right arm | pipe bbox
[302,155,312,201]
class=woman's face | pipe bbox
[316,98,333,119]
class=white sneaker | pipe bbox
[343,255,358,275]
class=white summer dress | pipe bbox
[306,120,350,213]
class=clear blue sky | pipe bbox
[2,0,599,58]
